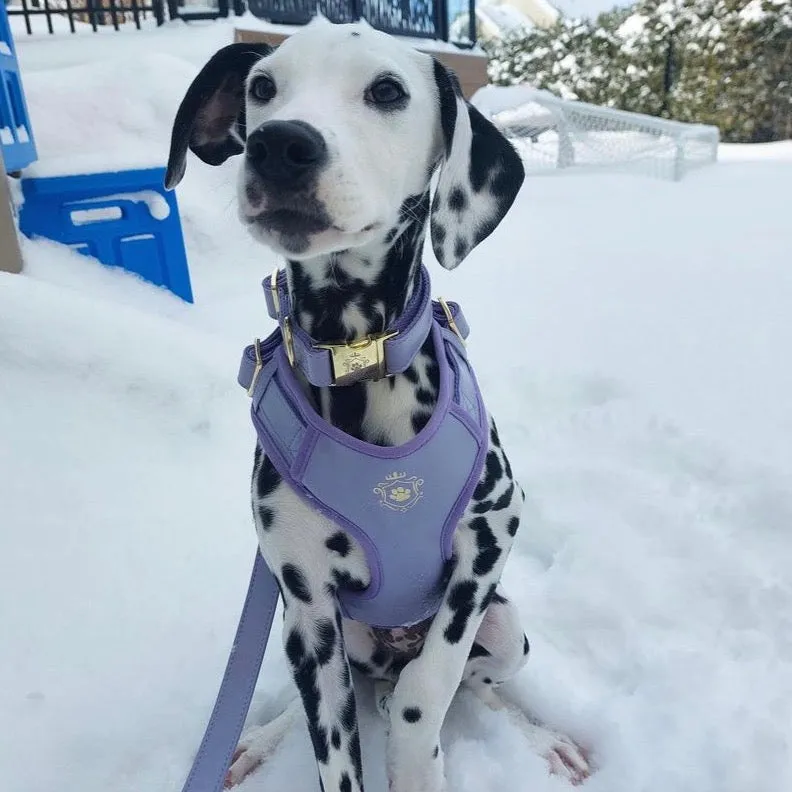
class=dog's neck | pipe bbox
[284,193,430,345]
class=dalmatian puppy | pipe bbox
[167,18,590,792]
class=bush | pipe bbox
[484,0,792,143]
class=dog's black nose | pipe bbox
[246,121,327,187]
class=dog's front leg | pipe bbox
[281,590,364,792]
[386,472,521,792]
[247,452,368,792]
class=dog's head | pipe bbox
[166,19,524,267]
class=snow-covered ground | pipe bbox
[3,18,792,792]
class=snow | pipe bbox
[617,13,648,41]
[4,20,792,792]
[473,84,561,117]
[68,190,172,221]
[552,0,632,19]
[739,0,767,23]
[476,4,535,37]
[528,0,561,24]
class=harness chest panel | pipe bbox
[239,275,488,628]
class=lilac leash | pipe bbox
[180,552,280,792]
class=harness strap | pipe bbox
[180,553,280,792]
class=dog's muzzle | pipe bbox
[245,120,331,238]
[247,120,327,187]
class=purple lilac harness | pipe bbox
[180,264,488,792]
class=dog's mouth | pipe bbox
[254,208,332,236]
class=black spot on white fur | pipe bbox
[340,690,357,732]
[448,187,467,213]
[479,582,498,613]
[473,451,502,501]
[315,618,337,666]
[470,516,501,576]
[325,532,351,556]
[332,569,367,593]
[282,563,312,603]
[444,580,478,644]
[402,706,422,723]
[285,627,306,667]
[255,453,281,499]
[507,516,520,536]
[256,504,274,530]
[491,482,515,511]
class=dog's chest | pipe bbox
[314,346,438,447]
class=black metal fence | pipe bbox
[247,0,475,44]
[6,0,166,33]
[5,0,475,43]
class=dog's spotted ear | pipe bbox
[429,60,525,269]
[165,43,273,190]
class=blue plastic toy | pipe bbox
[0,3,37,173]
[19,167,194,302]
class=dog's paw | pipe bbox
[521,724,591,786]
[223,700,299,788]
[469,684,591,785]
[224,739,262,789]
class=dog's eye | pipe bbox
[366,78,407,107]
[250,75,276,103]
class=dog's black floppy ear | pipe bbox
[165,43,273,190]
[430,60,525,270]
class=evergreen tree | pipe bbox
[485,0,792,143]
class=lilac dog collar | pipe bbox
[263,264,437,387]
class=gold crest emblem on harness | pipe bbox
[374,472,424,512]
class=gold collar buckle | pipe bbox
[316,330,399,386]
